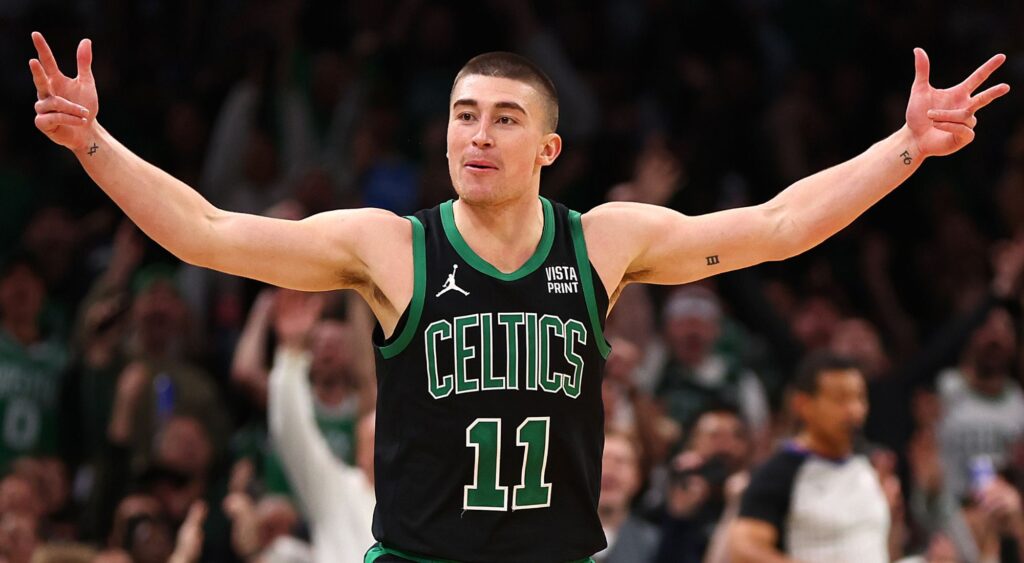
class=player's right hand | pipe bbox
[29,32,97,152]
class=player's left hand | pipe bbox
[906,48,1010,158]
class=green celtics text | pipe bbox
[424,313,587,399]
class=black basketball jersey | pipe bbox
[371,196,611,562]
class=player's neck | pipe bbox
[452,193,545,273]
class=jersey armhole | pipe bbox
[377,216,426,359]
[568,210,612,359]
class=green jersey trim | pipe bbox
[364,543,595,563]
[568,211,612,359]
[439,197,555,281]
[379,216,427,360]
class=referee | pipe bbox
[728,354,892,562]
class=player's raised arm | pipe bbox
[27,33,408,300]
[583,49,1010,295]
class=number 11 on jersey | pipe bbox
[464,416,552,511]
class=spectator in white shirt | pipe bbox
[268,290,376,563]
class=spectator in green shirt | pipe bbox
[0,253,67,473]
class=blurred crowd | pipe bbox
[2,0,1024,561]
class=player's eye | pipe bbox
[458,112,474,121]
[497,116,516,125]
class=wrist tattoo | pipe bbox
[900,150,912,165]
[87,143,99,156]
[706,255,720,266]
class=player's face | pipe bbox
[447,75,560,205]
[799,369,868,453]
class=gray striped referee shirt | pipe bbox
[739,443,889,562]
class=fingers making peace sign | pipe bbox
[905,48,1010,158]
[29,31,98,152]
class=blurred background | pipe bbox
[1,0,1024,562]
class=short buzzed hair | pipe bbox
[452,52,559,132]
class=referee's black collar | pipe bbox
[783,440,856,465]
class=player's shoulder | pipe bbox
[309,207,415,238]
[577,201,683,258]
[579,200,648,221]
[313,206,408,222]
[303,208,419,276]
[580,201,683,232]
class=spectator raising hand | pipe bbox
[222,458,262,561]
[975,477,1024,534]
[991,236,1024,299]
[230,288,277,408]
[169,501,207,563]
[954,476,1024,562]
[274,290,327,349]
[607,136,684,206]
[632,136,684,206]
[107,362,149,445]
[102,220,144,291]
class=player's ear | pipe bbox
[537,133,562,167]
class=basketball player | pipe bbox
[28,31,1008,562]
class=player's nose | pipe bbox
[471,122,494,148]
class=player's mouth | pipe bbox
[465,160,498,172]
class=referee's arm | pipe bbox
[727,518,802,563]
[726,452,805,563]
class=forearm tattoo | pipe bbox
[87,143,99,156]
[706,255,720,266]
[900,150,912,165]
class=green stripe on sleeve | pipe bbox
[568,211,612,359]
[378,216,426,359]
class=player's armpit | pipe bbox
[197,208,414,327]
[581,201,794,292]
[727,518,799,563]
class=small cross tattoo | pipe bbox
[87,143,98,156]
[900,150,912,165]
[706,255,720,266]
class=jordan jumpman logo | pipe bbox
[436,264,470,297]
